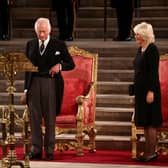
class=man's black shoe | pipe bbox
[46,153,54,160]
[66,36,73,41]
[0,35,9,41]
[29,152,42,160]
[124,36,132,41]
[113,36,132,41]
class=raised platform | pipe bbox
[0,38,168,150]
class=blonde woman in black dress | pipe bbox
[133,22,162,162]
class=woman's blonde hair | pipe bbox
[133,22,155,44]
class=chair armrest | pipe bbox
[76,82,95,104]
[76,82,96,122]
[129,96,135,122]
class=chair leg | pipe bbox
[131,123,137,159]
[75,119,85,156]
[88,127,97,153]
[132,137,137,159]
[157,131,168,155]
[75,132,85,156]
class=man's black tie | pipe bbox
[40,41,45,53]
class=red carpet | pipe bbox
[1,148,168,166]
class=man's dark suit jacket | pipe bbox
[24,38,75,115]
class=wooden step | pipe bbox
[0,107,131,142]
[36,0,168,10]
[97,81,132,94]
[98,69,133,82]
[15,0,168,8]
[98,57,133,70]
[96,121,131,136]
[13,132,131,150]
[0,92,23,105]
[0,38,168,151]
[74,17,168,29]
[0,80,132,94]
[0,80,24,92]
[78,7,168,18]
[96,107,133,122]
[0,39,167,56]
[0,105,132,123]
[80,0,168,7]
[96,94,132,108]
[11,27,168,39]
[15,0,51,7]
[10,1,168,39]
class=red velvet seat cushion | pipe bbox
[56,115,76,128]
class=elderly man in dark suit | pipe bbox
[21,17,75,160]
[111,0,140,41]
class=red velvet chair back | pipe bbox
[159,56,168,127]
[61,56,93,115]
[56,46,98,128]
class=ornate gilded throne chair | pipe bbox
[131,53,168,159]
[54,46,98,156]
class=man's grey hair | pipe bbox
[34,17,51,33]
